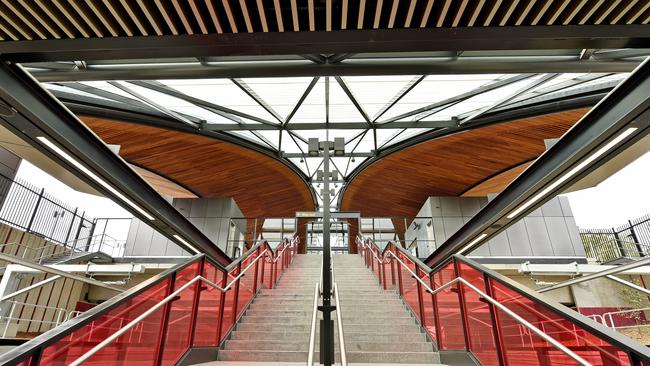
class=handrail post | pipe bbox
[26,188,45,233]
[154,272,176,366]
[429,273,443,350]
[415,266,426,329]
[252,248,260,294]
[453,259,472,352]
[484,273,508,366]
[188,257,205,346]
[216,270,228,345]
[230,262,242,325]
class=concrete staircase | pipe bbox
[216,254,321,362]
[333,254,442,364]
[207,253,444,365]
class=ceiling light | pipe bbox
[37,136,156,221]
[506,127,638,220]
[173,234,200,254]
[458,233,488,255]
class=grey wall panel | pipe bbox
[558,195,574,217]
[206,198,226,217]
[131,221,154,256]
[525,217,554,256]
[488,231,512,256]
[439,197,462,217]
[174,199,192,218]
[506,220,533,256]
[190,198,208,218]
[459,197,482,217]
[442,217,464,241]
[430,197,442,217]
[545,217,576,256]
[565,216,587,256]
[541,198,563,217]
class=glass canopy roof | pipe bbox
[43,72,629,209]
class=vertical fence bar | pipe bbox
[25,188,44,233]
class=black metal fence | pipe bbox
[0,173,95,248]
[580,213,650,263]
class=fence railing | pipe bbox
[581,213,650,263]
[0,173,94,248]
[358,236,650,365]
[0,236,299,365]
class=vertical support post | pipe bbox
[319,140,335,366]
[429,273,443,350]
[260,250,267,289]
[252,248,259,294]
[26,188,44,233]
[188,258,205,346]
[381,256,387,290]
[154,272,176,366]
[230,262,242,325]
[614,229,624,258]
[216,270,228,344]
[484,274,508,366]
[453,259,472,352]
[415,267,426,328]
[63,208,78,246]
[629,220,644,257]
[397,253,404,296]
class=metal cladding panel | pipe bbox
[505,220,533,256]
[545,216,577,256]
[565,216,588,257]
[487,231,512,256]
[524,216,555,256]
[439,197,462,217]
[541,197,564,217]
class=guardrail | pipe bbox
[0,236,299,365]
[357,236,650,365]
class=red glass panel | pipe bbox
[490,278,632,366]
[432,261,465,350]
[236,251,257,317]
[39,279,170,366]
[220,267,237,340]
[16,356,31,366]
[419,267,436,342]
[161,262,201,365]
[458,263,498,366]
[397,251,420,319]
[193,262,225,347]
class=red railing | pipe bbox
[358,237,650,366]
[0,237,298,366]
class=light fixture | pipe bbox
[173,234,200,254]
[300,157,304,163]
[458,233,488,255]
[37,136,156,221]
[506,127,638,220]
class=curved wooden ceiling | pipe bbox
[81,117,315,217]
[340,108,590,217]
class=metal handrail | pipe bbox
[358,238,434,293]
[358,238,591,365]
[307,282,320,366]
[333,282,347,366]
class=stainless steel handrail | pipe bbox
[359,239,434,293]
[359,239,591,366]
[307,282,320,366]
[333,282,347,366]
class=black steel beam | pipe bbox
[201,120,458,131]
[424,58,650,269]
[0,61,232,266]
[29,58,641,81]
[2,25,650,62]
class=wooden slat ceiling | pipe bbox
[0,1,647,41]
[81,116,315,217]
[340,108,590,217]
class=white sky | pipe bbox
[12,150,650,231]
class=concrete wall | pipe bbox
[407,195,586,260]
[124,197,245,257]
